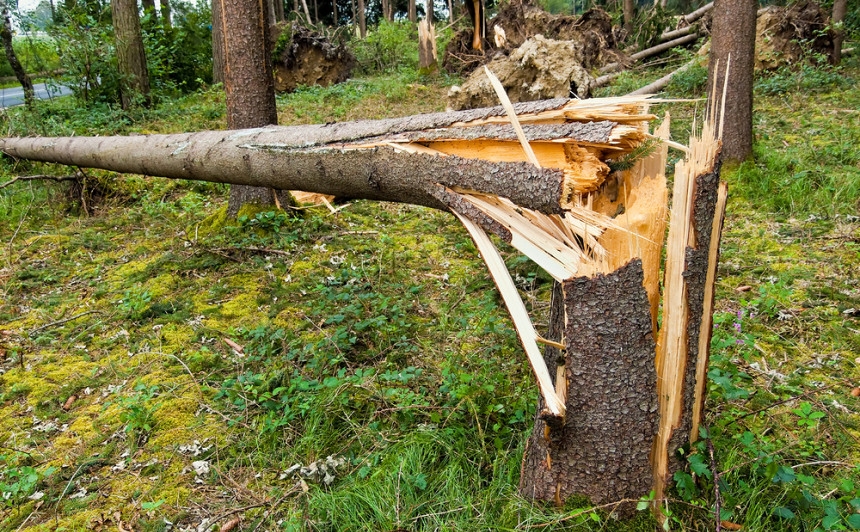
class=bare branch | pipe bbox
[0,174,78,190]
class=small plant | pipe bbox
[0,454,56,510]
[109,381,161,445]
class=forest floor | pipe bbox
[0,56,858,531]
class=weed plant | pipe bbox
[0,57,858,532]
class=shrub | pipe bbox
[351,21,419,74]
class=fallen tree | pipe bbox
[0,93,726,516]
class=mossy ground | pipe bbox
[1,59,859,531]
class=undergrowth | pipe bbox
[0,59,858,531]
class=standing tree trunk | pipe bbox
[211,0,225,84]
[831,0,846,65]
[707,0,756,162]
[140,0,156,16]
[313,0,318,23]
[331,0,337,25]
[425,0,432,24]
[356,0,365,37]
[159,0,171,27]
[623,0,634,35]
[0,3,34,107]
[381,0,388,22]
[446,0,453,23]
[408,0,415,22]
[219,0,284,215]
[111,0,151,109]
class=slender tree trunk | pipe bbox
[0,5,34,107]
[408,0,415,22]
[300,0,312,23]
[267,0,277,26]
[211,0,225,84]
[424,0,432,24]
[313,0,318,23]
[623,0,634,35]
[331,0,337,25]
[140,0,156,16]
[707,0,756,162]
[159,0,171,27]
[357,0,365,37]
[446,0,452,23]
[111,0,150,109]
[831,0,846,64]
[220,0,282,215]
[381,0,388,22]
[274,0,284,22]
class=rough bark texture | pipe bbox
[666,157,723,472]
[0,6,34,106]
[519,259,658,514]
[708,0,756,162]
[831,0,846,64]
[357,0,365,37]
[112,0,151,109]
[220,0,280,215]
[212,0,225,84]
[0,121,582,215]
[408,0,415,22]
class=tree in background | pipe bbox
[219,0,288,215]
[0,0,34,106]
[111,0,150,108]
[211,0,223,83]
[707,0,756,162]
[831,0,846,64]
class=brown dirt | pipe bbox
[443,0,619,75]
[755,0,834,70]
[271,23,356,93]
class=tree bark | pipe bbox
[159,0,171,27]
[211,0,225,84]
[331,0,337,25]
[111,0,151,109]
[408,0,415,23]
[418,19,436,71]
[831,0,846,65]
[381,0,388,22]
[520,260,658,516]
[0,99,622,217]
[707,0,756,162]
[0,4,34,107]
[623,0,634,35]
[425,0,432,25]
[356,0,365,37]
[220,0,281,215]
[141,0,156,16]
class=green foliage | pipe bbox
[0,454,56,511]
[108,381,161,444]
[141,0,213,93]
[351,21,419,74]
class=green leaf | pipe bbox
[773,506,796,520]
[141,499,165,511]
[847,514,860,530]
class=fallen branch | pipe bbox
[0,173,79,190]
[600,32,702,74]
[626,58,697,95]
[681,1,713,24]
[659,24,698,43]
[29,310,101,336]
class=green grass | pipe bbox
[1,58,859,531]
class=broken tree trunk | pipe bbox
[0,95,725,516]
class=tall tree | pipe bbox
[159,0,171,27]
[424,0,432,24]
[219,0,284,215]
[357,0,365,37]
[211,0,224,84]
[623,0,634,35]
[0,1,34,107]
[111,0,150,109]
[408,0,415,22]
[831,0,846,64]
[707,0,756,162]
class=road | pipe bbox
[1,82,72,108]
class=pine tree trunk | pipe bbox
[425,0,432,24]
[623,0,634,35]
[331,0,337,26]
[707,0,756,162]
[357,0,365,37]
[159,0,171,27]
[221,0,281,215]
[211,0,225,84]
[111,0,151,109]
[831,0,846,64]
[408,0,415,23]
[0,5,34,107]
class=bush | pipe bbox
[351,21,419,74]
